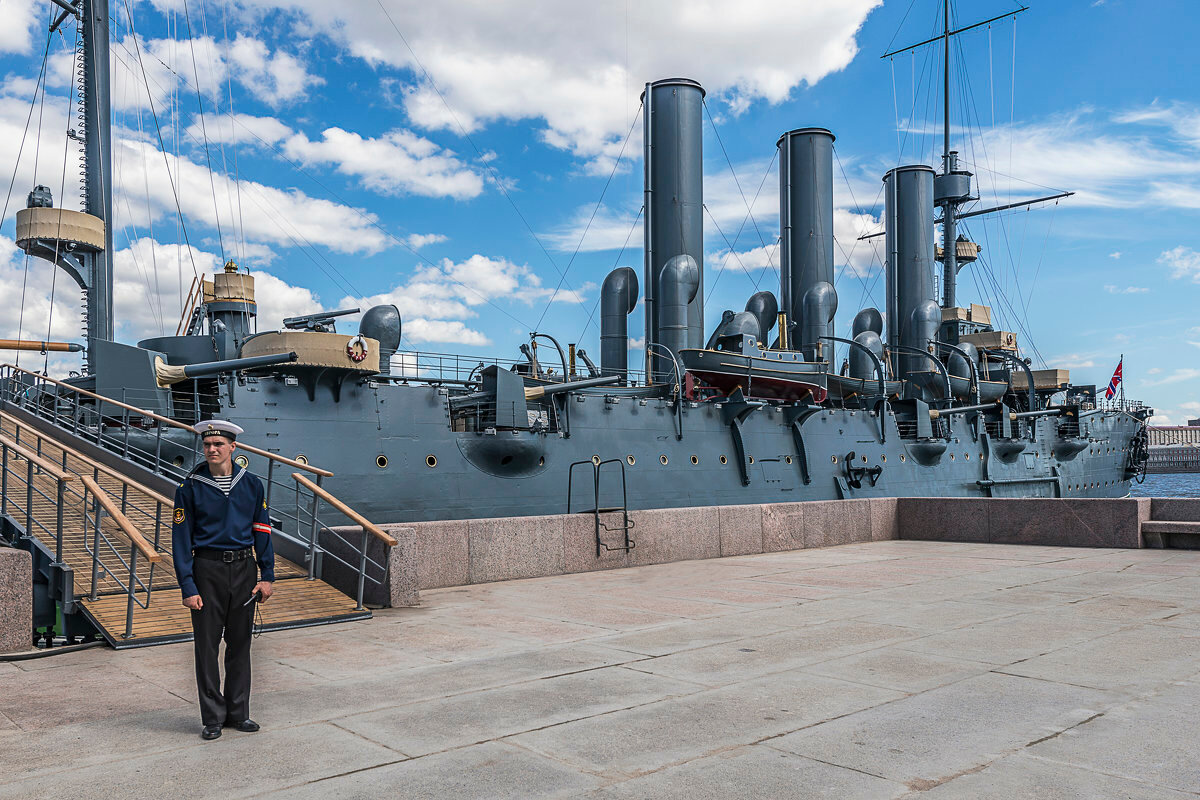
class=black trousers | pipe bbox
[190,556,256,726]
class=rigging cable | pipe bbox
[121,0,204,292]
[180,0,227,263]
[701,153,778,310]
[575,205,643,343]
[534,105,642,330]
[5,22,55,368]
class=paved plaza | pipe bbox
[2,540,1199,798]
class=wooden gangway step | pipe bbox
[0,411,373,649]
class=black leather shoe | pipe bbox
[201,725,222,740]
[223,718,260,733]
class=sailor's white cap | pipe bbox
[195,419,245,440]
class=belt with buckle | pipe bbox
[193,547,253,563]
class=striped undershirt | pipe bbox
[213,474,234,496]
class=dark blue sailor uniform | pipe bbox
[172,464,274,727]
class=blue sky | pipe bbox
[0,0,1196,424]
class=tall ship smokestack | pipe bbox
[777,128,837,363]
[642,78,704,381]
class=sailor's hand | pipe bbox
[183,594,203,611]
[254,581,274,603]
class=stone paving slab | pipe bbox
[2,540,1199,798]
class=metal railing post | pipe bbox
[55,479,65,565]
[25,459,34,538]
[89,494,101,601]
[306,492,321,580]
[124,546,138,639]
[154,423,163,474]
[356,529,369,611]
[122,389,131,457]
[1,444,7,517]
[265,459,275,511]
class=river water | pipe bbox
[1130,473,1200,498]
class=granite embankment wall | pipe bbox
[0,546,32,654]
[324,496,1200,608]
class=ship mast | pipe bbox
[15,0,114,372]
[873,2,1086,314]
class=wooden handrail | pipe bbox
[1,363,333,477]
[0,413,172,506]
[291,472,398,547]
[80,475,162,563]
[0,433,74,483]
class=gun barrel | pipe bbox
[524,374,619,400]
[0,338,84,353]
[155,352,298,387]
[283,307,360,327]
[1009,408,1065,420]
[929,402,998,419]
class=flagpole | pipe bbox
[1119,353,1125,409]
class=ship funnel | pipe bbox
[643,78,705,371]
[360,304,402,376]
[778,128,836,362]
[600,266,639,381]
[883,165,936,377]
[656,254,700,377]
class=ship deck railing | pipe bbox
[378,349,654,388]
[0,364,397,646]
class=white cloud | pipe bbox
[235,0,880,170]
[282,127,483,199]
[1108,251,1122,259]
[1146,368,1200,386]
[1158,246,1200,283]
[1147,367,1162,375]
[405,233,448,250]
[0,0,39,56]
[1103,284,1149,294]
[341,253,591,346]
[186,113,293,147]
[1055,354,1096,369]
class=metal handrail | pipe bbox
[80,475,160,563]
[0,364,333,477]
[291,472,394,611]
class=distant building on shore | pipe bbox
[1148,421,1200,473]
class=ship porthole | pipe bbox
[785,455,793,464]
[964,453,970,461]
[660,455,668,465]
[1050,451,1055,458]
[426,454,437,468]
[900,454,906,463]
[172,456,185,468]
[949,453,955,461]
[376,455,388,469]
[295,454,309,465]
[719,455,728,464]
[690,455,699,465]
[539,456,545,466]
[626,455,635,466]
[235,455,249,469]
[831,455,838,464]
[980,453,985,461]
[861,454,868,463]
[880,455,886,463]
[747,456,755,464]
[591,454,601,466]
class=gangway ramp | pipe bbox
[0,397,392,649]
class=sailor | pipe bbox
[171,419,275,741]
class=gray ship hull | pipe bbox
[133,376,1143,524]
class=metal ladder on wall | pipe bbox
[567,458,635,556]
